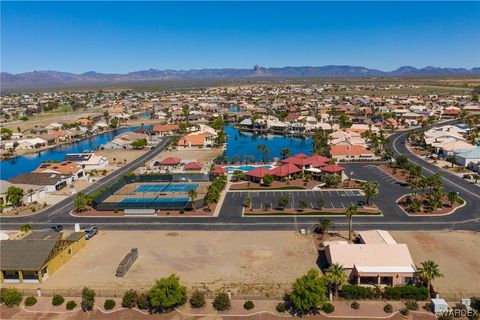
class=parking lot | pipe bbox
[227,190,365,210]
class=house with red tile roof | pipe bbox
[152,124,180,136]
[329,145,378,161]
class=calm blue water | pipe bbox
[0,126,151,180]
[225,125,312,162]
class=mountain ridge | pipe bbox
[2,65,480,88]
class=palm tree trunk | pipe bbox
[348,216,353,242]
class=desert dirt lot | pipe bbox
[391,231,480,297]
[33,231,319,296]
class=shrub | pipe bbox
[384,285,428,301]
[405,300,419,311]
[52,294,65,306]
[104,299,116,310]
[148,274,186,310]
[422,302,433,312]
[351,301,360,309]
[437,315,453,320]
[400,308,410,316]
[189,290,205,309]
[384,303,393,313]
[81,287,95,311]
[0,288,22,307]
[66,300,77,310]
[322,302,335,313]
[276,302,286,313]
[373,286,382,299]
[122,290,137,308]
[243,300,255,310]
[24,296,37,306]
[137,293,151,310]
[212,293,230,311]
[340,285,373,300]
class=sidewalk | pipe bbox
[2,297,437,320]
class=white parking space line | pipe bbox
[330,202,335,208]
[341,202,345,208]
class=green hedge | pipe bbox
[340,285,373,300]
[384,285,428,301]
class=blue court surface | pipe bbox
[134,183,198,193]
[121,197,189,204]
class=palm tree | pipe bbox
[257,144,270,163]
[281,148,291,159]
[345,204,358,242]
[298,199,308,212]
[244,195,253,211]
[263,202,271,211]
[363,181,379,205]
[314,218,335,237]
[325,263,347,296]
[418,260,443,296]
[188,189,198,212]
[447,191,459,208]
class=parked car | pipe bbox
[50,224,63,232]
[85,226,98,240]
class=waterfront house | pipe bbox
[63,153,109,170]
[177,133,210,149]
[5,138,47,150]
[34,162,85,182]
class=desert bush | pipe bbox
[384,285,428,300]
[52,295,65,306]
[405,300,419,311]
[384,303,393,313]
[212,293,230,311]
[24,296,37,306]
[189,290,205,309]
[137,293,151,310]
[322,302,335,313]
[243,300,255,310]
[400,308,410,316]
[351,301,360,309]
[122,290,138,308]
[104,299,116,310]
[0,288,22,307]
[340,285,373,300]
[66,301,77,310]
[276,302,286,313]
[81,287,95,311]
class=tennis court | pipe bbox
[134,183,199,193]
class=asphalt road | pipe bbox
[1,121,479,232]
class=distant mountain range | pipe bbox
[2,65,480,89]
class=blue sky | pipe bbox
[2,1,479,74]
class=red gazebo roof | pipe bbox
[308,155,331,168]
[159,157,181,165]
[245,167,272,178]
[184,161,203,170]
[211,166,228,174]
[271,163,302,177]
[294,153,309,158]
[321,164,345,173]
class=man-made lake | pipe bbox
[224,125,312,162]
[0,126,150,180]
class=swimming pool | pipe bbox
[134,183,198,193]
[223,165,272,172]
